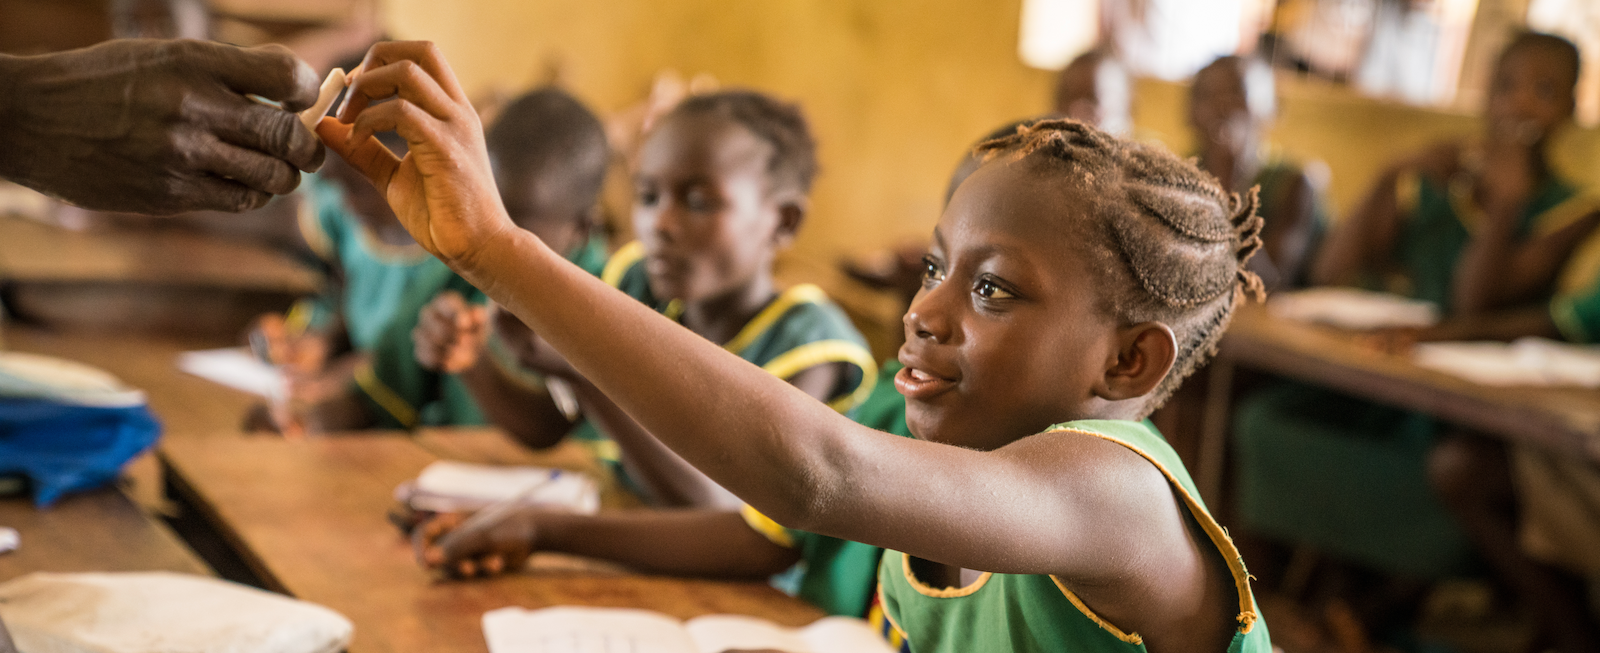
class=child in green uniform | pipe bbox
[324,41,1271,652]
[1233,32,1594,584]
[338,88,614,430]
[411,90,874,508]
[1189,55,1327,291]
[410,360,907,619]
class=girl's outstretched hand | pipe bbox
[314,41,514,267]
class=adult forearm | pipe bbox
[461,231,865,528]
[535,510,798,578]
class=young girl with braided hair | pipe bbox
[320,41,1273,652]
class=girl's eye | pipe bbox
[685,188,714,212]
[922,257,945,283]
[975,278,1014,300]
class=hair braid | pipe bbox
[975,118,1266,412]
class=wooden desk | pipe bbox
[160,431,823,653]
[0,487,210,581]
[1196,305,1600,500]
[0,215,320,338]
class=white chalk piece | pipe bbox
[299,68,348,131]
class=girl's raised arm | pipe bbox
[317,42,1198,583]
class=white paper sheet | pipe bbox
[398,461,600,514]
[1269,288,1440,330]
[1413,338,1600,388]
[483,606,698,653]
[176,347,285,398]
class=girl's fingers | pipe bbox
[315,117,400,194]
[346,99,447,156]
[340,41,469,122]
[339,58,460,124]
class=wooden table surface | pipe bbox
[159,430,822,653]
[1196,304,1600,499]
[0,487,210,581]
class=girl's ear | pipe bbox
[772,194,808,248]
[1100,322,1177,401]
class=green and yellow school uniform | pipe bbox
[1551,226,1600,344]
[1234,166,1599,577]
[570,242,877,478]
[877,419,1271,653]
[353,235,610,429]
[742,360,907,618]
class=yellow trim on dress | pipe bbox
[1551,295,1590,343]
[739,504,796,548]
[602,241,647,288]
[1044,426,1261,636]
[1530,192,1600,237]
[353,361,418,428]
[1556,229,1600,298]
[723,284,830,355]
[1048,576,1145,645]
[296,196,335,261]
[1395,171,1422,218]
[876,582,915,646]
[760,340,878,413]
[899,554,993,598]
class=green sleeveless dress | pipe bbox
[568,242,877,484]
[877,419,1272,653]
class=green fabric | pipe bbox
[877,419,1270,653]
[1233,382,1475,577]
[568,247,874,475]
[764,360,908,617]
[1552,276,1600,344]
[299,174,442,351]
[355,234,611,429]
[1392,174,1577,311]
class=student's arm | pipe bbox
[1453,209,1600,315]
[321,42,1194,581]
[1310,165,1406,286]
[1418,306,1563,342]
[413,293,574,448]
[414,509,800,580]
[571,363,846,508]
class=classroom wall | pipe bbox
[383,0,1599,296]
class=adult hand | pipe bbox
[413,510,537,579]
[316,41,515,268]
[413,291,489,373]
[0,39,326,214]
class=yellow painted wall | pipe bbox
[383,0,1597,345]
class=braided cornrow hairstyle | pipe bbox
[667,90,818,197]
[975,118,1266,411]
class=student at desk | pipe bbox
[411,90,875,508]
[1233,31,1595,609]
[285,87,613,432]
[1418,211,1600,652]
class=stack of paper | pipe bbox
[1269,288,1440,330]
[395,461,600,514]
[176,347,285,398]
[0,352,145,407]
[1413,338,1600,388]
[482,606,894,653]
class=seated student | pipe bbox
[1053,48,1134,138]
[1420,214,1600,652]
[402,131,1001,623]
[1233,32,1591,592]
[409,359,908,621]
[304,88,612,431]
[411,90,875,508]
[255,86,610,433]
[322,41,1273,652]
[1190,55,1327,291]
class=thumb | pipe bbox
[315,117,401,194]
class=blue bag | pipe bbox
[0,398,162,506]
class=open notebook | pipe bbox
[482,606,894,653]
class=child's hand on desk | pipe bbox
[413,291,489,373]
[314,41,516,268]
[413,510,537,579]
